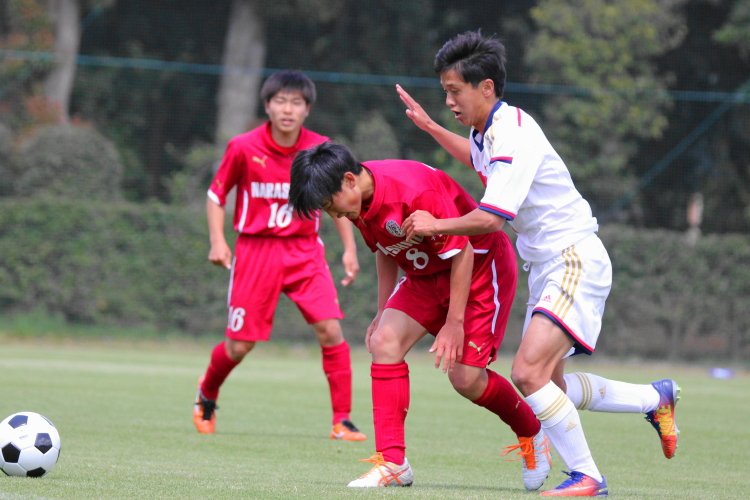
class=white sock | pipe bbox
[564,373,660,413]
[525,381,602,482]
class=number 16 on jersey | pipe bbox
[268,202,294,228]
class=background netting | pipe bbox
[1,0,750,360]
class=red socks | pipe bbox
[473,369,540,438]
[200,341,240,400]
[321,341,353,424]
[201,340,354,427]
[371,362,410,465]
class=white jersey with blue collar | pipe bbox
[469,101,599,263]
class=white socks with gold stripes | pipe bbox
[564,372,660,413]
[525,381,603,482]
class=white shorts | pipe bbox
[522,234,612,357]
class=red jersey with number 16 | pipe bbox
[354,160,495,276]
[208,122,328,237]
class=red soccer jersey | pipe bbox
[354,160,495,275]
[208,122,328,237]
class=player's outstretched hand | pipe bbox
[365,311,384,353]
[341,249,360,286]
[402,210,440,241]
[208,241,232,269]
[396,85,434,132]
[430,319,464,373]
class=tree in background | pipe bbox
[0,0,54,130]
[267,0,441,151]
[525,0,686,214]
[715,0,750,57]
[614,0,749,232]
[73,0,230,200]
[0,0,11,38]
[215,0,346,148]
[711,0,750,228]
[42,0,81,122]
[214,0,266,147]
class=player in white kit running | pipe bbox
[396,31,681,497]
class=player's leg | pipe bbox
[283,235,364,440]
[200,339,255,402]
[561,370,658,413]
[545,234,680,460]
[194,338,257,433]
[561,369,681,458]
[512,235,611,496]
[310,318,365,441]
[513,314,607,497]
[195,236,283,434]
[448,363,550,490]
[348,308,426,487]
[455,233,551,490]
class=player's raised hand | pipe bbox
[365,311,384,353]
[341,249,360,286]
[402,210,440,241]
[430,318,464,373]
[208,241,233,269]
[396,85,434,132]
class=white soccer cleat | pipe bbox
[501,428,552,490]
[347,452,414,487]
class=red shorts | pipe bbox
[385,231,517,367]
[225,234,344,341]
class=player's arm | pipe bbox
[365,250,400,352]
[396,85,472,168]
[207,198,232,269]
[402,207,505,240]
[332,217,359,286]
[431,242,473,373]
[207,141,242,270]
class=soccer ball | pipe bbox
[0,412,61,477]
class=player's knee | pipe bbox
[313,320,343,346]
[225,339,255,361]
[448,366,485,400]
[510,364,536,394]
[368,327,400,358]
[448,373,475,399]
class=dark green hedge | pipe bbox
[0,198,227,334]
[597,225,750,361]
[2,198,749,360]
[500,226,750,362]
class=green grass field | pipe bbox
[0,338,748,499]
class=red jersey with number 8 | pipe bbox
[354,160,495,275]
[208,122,328,237]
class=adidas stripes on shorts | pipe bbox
[522,233,612,356]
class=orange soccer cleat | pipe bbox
[645,379,681,459]
[193,376,218,434]
[502,428,552,490]
[331,419,367,441]
[347,452,413,487]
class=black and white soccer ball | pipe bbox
[0,412,61,477]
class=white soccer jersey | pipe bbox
[470,101,599,263]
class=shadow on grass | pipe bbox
[307,478,524,493]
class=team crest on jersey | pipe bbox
[385,220,403,237]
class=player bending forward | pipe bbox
[193,70,366,442]
[397,31,681,497]
[290,142,552,490]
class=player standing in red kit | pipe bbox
[193,71,366,442]
[290,142,551,490]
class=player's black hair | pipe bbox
[434,30,507,99]
[260,70,317,104]
[289,142,362,220]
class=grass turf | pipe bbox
[0,338,748,499]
